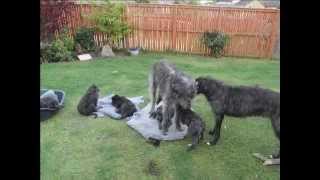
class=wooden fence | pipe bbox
[41,3,280,58]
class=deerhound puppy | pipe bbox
[151,104,205,151]
[177,106,206,151]
[111,95,137,119]
[77,84,100,117]
[149,60,197,135]
[40,96,59,109]
[196,76,280,159]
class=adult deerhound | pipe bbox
[149,60,197,135]
[196,76,280,159]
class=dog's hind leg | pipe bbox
[208,113,224,145]
[271,116,280,158]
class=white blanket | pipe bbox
[127,103,188,141]
[95,94,144,120]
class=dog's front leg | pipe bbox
[208,113,224,146]
[187,133,200,151]
[149,79,157,116]
[161,101,172,135]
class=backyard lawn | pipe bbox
[41,53,280,180]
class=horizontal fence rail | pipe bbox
[41,3,280,58]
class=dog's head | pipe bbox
[195,77,210,94]
[111,95,123,108]
[87,84,100,94]
[188,117,205,134]
[171,76,197,109]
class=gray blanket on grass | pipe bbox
[126,103,188,141]
[94,94,144,120]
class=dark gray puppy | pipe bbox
[196,76,280,158]
[149,60,197,135]
[177,106,206,151]
[151,105,205,151]
[40,96,59,109]
[111,95,137,119]
[77,84,100,116]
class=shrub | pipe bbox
[201,31,230,57]
[86,3,131,46]
[41,29,76,63]
[41,39,74,63]
[74,27,96,53]
[59,28,75,52]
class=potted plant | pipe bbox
[128,47,140,56]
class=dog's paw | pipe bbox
[186,144,195,151]
[91,113,98,119]
[149,110,156,116]
[162,131,168,136]
[206,141,217,146]
[176,126,184,132]
[149,112,157,119]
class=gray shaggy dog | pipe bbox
[149,60,197,135]
[196,76,280,158]
[149,104,174,130]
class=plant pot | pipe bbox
[128,48,140,56]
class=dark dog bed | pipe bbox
[40,89,65,121]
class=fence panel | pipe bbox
[125,4,279,58]
[41,3,279,58]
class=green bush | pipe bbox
[59,30,75,52]
[74,27,96,53]
[201,31,230,57]
[86,4,131,46]
[40,29,76,63]
[41,38,74,63]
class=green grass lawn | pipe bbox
[41,53,280,180]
